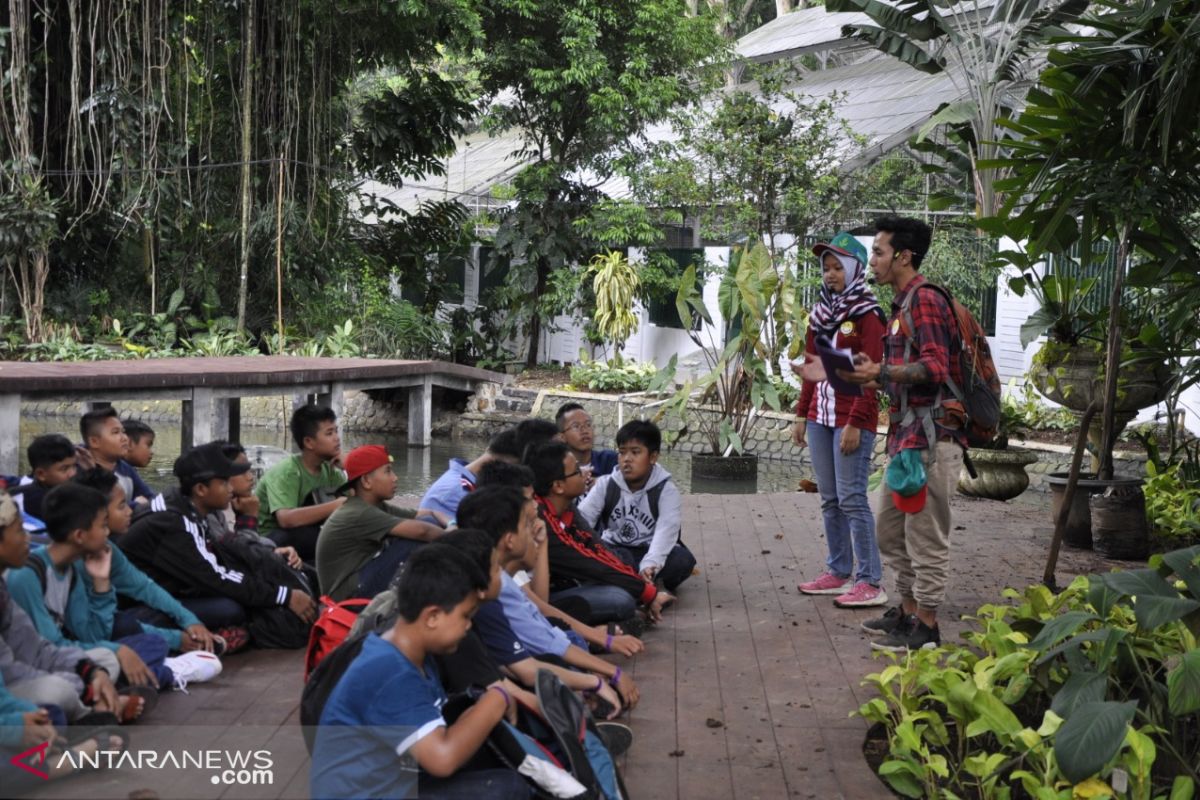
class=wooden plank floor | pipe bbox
[19,491,1124,800]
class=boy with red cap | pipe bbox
[315,446,444,602]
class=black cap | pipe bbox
[173,442,251,484]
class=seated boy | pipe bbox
[0,487,125,722]
[5,434,78,521]
[121,419,156,470]
[255,405,346,562]
[315,445,443,602]
[310,545,530,800]
[577,420,696,592]
[555,402,618,494]
[122,443,317,649]
[456,487,641,707]
[72,468,221,657]
[6,483,221,693]
[79,408,153,507]
[525,442,673,626]
[416,428,523,525]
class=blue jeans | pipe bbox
[550,584,636,625]
[418,768,531,800]
[356,537,425,599]
[806,422,882,585]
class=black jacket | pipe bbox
[122,489,292,610]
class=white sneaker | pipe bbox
[163,651,223,692]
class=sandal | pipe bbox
[117,685,158,723]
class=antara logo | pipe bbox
[10,739,51,780]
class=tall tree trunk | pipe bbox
[776,0,794,15]
[1096,229,1130,481]
[527,256,549,367]
[236,0,256,332]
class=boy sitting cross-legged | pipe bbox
[316,445,443,602]
[577,419,696,592]
[6,483,222,694]
[71,468,223,659]
[310,544,531,800]
[255,405,347,563]
[122,443,317,649]
[3,434,78,523]
[0,488,128,724]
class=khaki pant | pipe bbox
[875,441,962,611]
[8,647,120,720]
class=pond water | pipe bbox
[16,417,808,495]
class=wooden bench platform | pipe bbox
[0,356,508,473]
[18,491,1117,799]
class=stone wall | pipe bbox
[454,388,1148,494]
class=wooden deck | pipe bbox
[20,491,1119,800]
[0,356,508,473]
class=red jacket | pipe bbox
[796,310,886,431]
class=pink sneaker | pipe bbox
[798,572,850,595]
[834,582,889,608]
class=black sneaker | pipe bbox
[870,617,941,652]
[860,605,908,637]
[596,722,634,757]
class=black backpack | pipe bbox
[595,479,665,533]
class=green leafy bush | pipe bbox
[569,357,659,393]
[861,546,1200,799]
[1144,462,1200,541]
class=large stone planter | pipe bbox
[1046,472,1145,549]
[691,453,758,493]
[957,447,1038,501]
[1030,344,1170,470]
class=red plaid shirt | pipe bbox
[883,275,967,455]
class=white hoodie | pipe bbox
[577,463,682,574]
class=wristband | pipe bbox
[609,667,623,688]
[586,675,604,694]
[489,685,512,709]
[605,633,614,652]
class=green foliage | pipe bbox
[476,0,724,365]
[633,65,863,247]
[1003,381,1076,434]
[588,251,641,358]
[1143,462,1200,542]
[569,356,658,393]
[653,241,803,455]
[862,548,1200,798]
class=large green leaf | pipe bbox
[1100,569,1178,598]
[1053,701,1137,784]
[1161,546,1200,598]
[917,101,978,142]
[1050,671,1107,719]
[1167,650,1200,716]
[1087,577,1122,618]
[1026,610,1096,651]
[1132,595,1200,631]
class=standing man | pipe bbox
[803,216,964,652]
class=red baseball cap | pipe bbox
[338,445,393,492]
[892,484,927,514]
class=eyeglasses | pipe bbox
[559,468,582,481]
[561,421,594,433]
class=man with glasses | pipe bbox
[555,403,618,494]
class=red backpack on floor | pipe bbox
[303,596,370,681]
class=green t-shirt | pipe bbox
[315,497,416,602]
[255,455,346,533]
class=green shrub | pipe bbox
[1144,462,1200,540]
[861,546,1200,799]
[569,357,659,393]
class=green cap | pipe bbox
[813,231,868,266]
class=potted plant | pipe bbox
[956,383,1039,501]
[650,240,802,482]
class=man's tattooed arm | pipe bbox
[884,362,931,385]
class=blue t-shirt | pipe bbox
[472,600,530,666]
[115,460,154,505]
[590,448,619,479]
[497,573,570,658]
[417,459,477,519]
[311,633,446,800]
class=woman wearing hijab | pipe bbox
[791,232,888,608]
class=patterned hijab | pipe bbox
[808,240,882,338]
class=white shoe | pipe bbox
[163,651,223,692]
